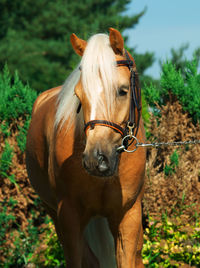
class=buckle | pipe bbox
[127,121,135,136]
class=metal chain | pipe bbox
[117,135,200,153]
[137,139,200,148]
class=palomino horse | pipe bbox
[26,28,146,268]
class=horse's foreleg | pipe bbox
[111,199,144,268]
[82,239,100,268]
[56,198,99,268]
[56,198,84,268]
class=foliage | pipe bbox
[131,49,157,88]
[16,119,31,153]
[143,98,200,218]
[159,44,200,75]
[43,229,65,268]
[0,65,37,156]
[0,141,13,177]
[141,94,150,128]
[0,121,10,138]
[0,198,16,249]
[30,212,200,267]
[0,0,154,91]
[0,66,43,266]
[164,150,179,176]
[144,57,200,123]
[0,210,47,268]
[142,214,200,267]
[0,65,37,123]
[31,222,65,268]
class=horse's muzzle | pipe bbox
[82,148,119,177]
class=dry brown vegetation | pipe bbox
[0,121,46,264]
[143,100,200,220]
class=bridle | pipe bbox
[78,50,142,152]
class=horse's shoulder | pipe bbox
[27,87,62,167]
[27,86,61,155]
[32,86,61,116]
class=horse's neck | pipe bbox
[52,110,85,161]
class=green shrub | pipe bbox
[0,121,10,137]
[0,205,50,268]
[0,65,37,154]
[0,200,16,248]
[2,219,40,267]
[0,65,37,123]
[31,221,65,268]
[142,94,150,127]
[0,141,13,177]
[164,150,179,176]
[43,225,65,268]
[0,66,40,267]
[144,58,200,123]
[16,119,31,153]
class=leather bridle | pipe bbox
[78,50,141,151]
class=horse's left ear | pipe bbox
[109,28,124,55]
[70,33,87,56]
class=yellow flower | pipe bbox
[167,220,173,226]
[143,259,149,265]
[160,240,168,251]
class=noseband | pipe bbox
[78,50,141,152]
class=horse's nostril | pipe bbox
[82,150,111,175]
[97,154,109,172]
[97,154,104,163]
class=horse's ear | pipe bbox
[109,28,124,55]
[70,33,87,56]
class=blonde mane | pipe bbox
[55,33,118,130]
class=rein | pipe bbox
[81,50,141,152]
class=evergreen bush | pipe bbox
[0,65,37,123]
[0,66,41,266]
[0,141,13,177]
[144,58,200,123]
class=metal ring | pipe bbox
[121,135,139,153]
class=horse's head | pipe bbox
[70,28,140,177]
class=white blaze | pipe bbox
[90,84,103,120]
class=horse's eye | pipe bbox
[118,86,129,97]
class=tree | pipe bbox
[0,0,154,91]
[144,57,200,124]
[159,44,200,75]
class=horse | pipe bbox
[26,28,146,268]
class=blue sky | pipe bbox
[125,0,200,78]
